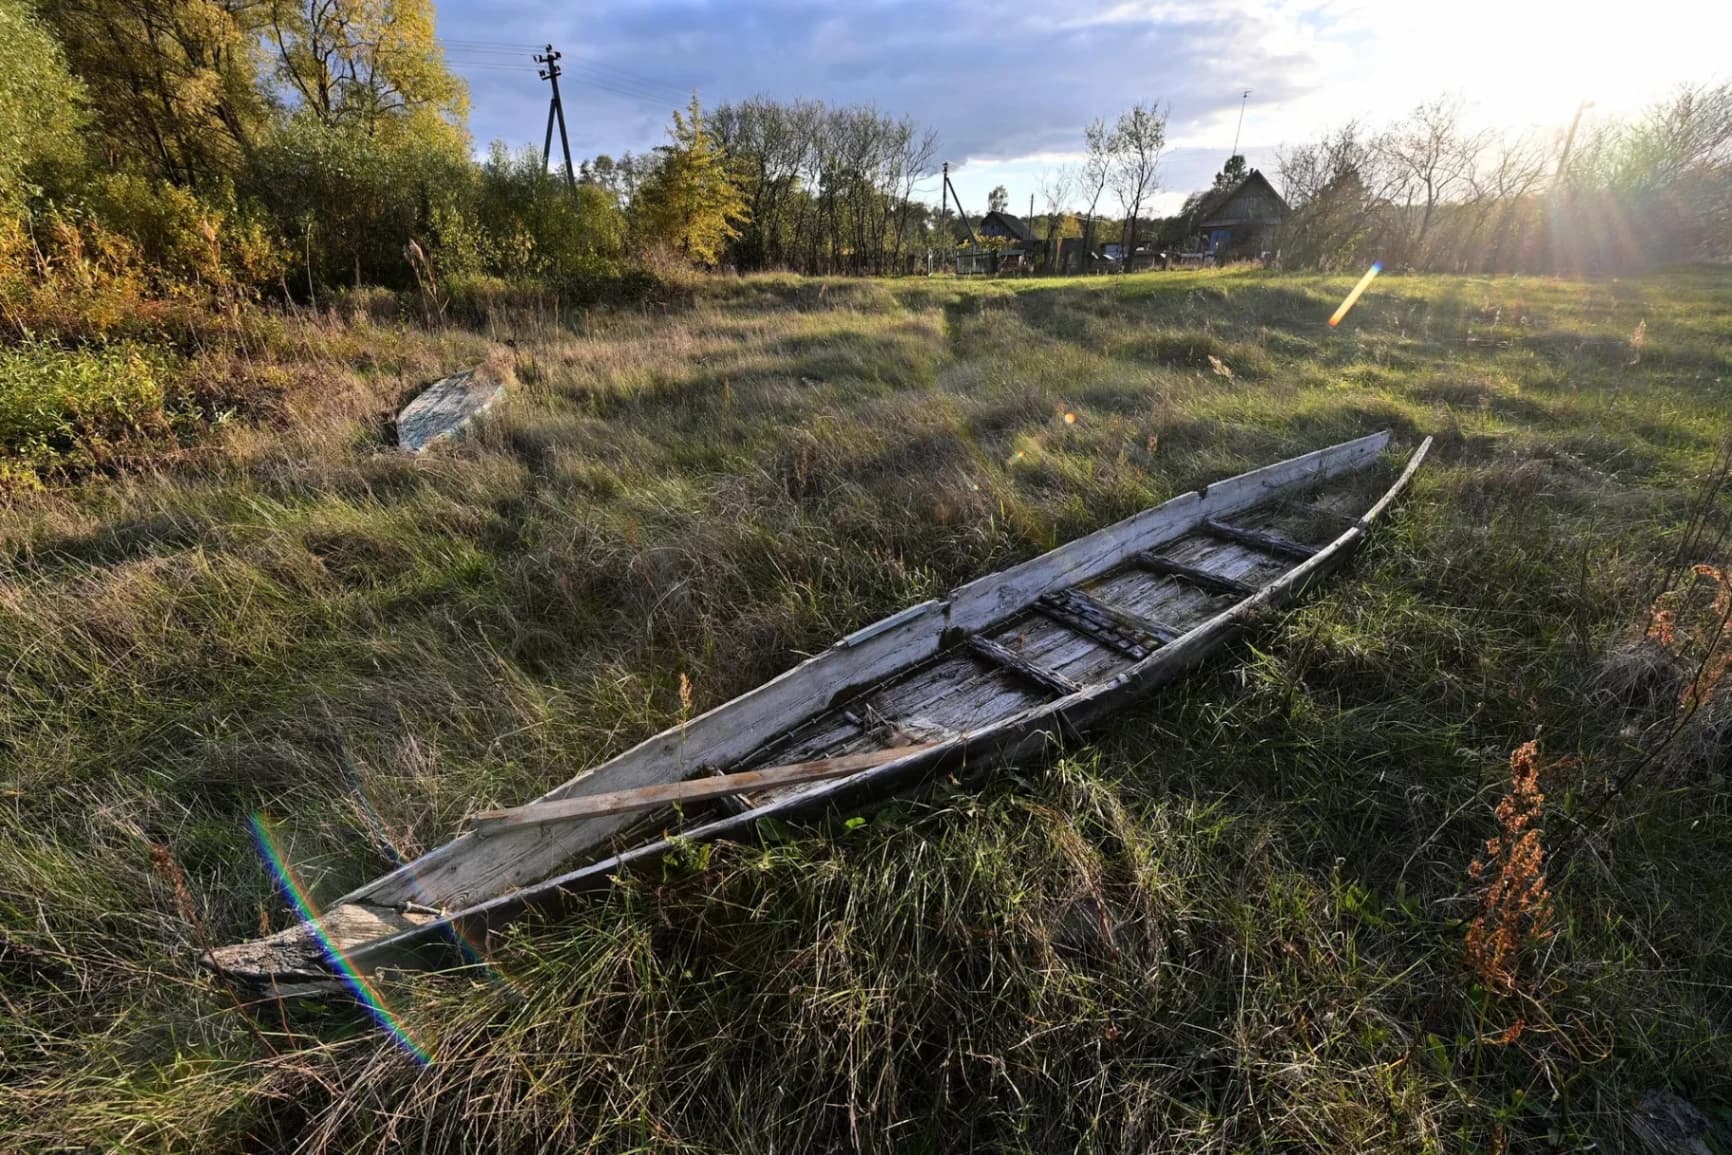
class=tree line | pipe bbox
[709,99,938,275]
[4,0,1728,330]
[1274,90,1732,274]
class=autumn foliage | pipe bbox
[1646,563,1732,712]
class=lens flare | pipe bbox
[250,813,432,1064]
[332,771,517,994]
[1328,262,1383,328]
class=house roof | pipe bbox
[976,210,1036,244]
[1192,169,1289,228]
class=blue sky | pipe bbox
[437,0,1730,215]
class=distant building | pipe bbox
[973,210,1036,246]
[1057,236,1094,273]
[1186,170,1290,261]
[950,210,1039,275]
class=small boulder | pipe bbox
[397,368,507,454]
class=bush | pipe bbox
[0,208,151,340]
[459,144,629,281]
[252,115,472,292]
[83,174,284,296]
[0,339,183,486]
[0,187,284,343]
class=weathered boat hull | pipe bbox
[211,430,1431,989]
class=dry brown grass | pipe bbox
[3,266,1731,1150]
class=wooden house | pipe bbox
[975,211,1036,245]
[1186,170,1289,261]
[952,210,1038,276]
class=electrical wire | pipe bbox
[443,38,548,51]
[442,39,697,110]
[445,61,680,109]
[441,38,694,99]
[567,69,689,104]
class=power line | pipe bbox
[443,38,695,96]
[442,44,693,107]
[444,60,536,73]
[564,71,687,106]
[444,38,547,51]
[576,59,692,96]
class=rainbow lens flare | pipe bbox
[1328,262,1383,327]
[250,812,432,1064]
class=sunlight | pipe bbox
[1376,0,1727,128]
[1329,263,1382,327]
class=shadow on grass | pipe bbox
[18,513,207,573]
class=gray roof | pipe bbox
[977,210,1036,244]
[1194,169,1289,228]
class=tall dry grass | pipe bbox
[2,267,1731,1150]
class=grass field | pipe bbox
[4,266,1731,1151]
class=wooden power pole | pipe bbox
[535,45,578,193]
[942,162,976,246]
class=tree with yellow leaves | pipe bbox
[265,0,468,149]
[39,0,270,187]
[0,0,86,209]
[634,96,748,265]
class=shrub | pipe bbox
[0,208,151,340]
[0,338,183,486]
[463,144,630,282]
[252,115,472,292]
[0,191,283,343]
[83,174,285,297]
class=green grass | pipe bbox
[0,339,185,485]
[3,266,1730,1151]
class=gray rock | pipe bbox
[1628,1089,1732,1155]
[397,369,506,454]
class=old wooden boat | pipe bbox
[212,430,1430,991]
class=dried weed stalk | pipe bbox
[1465,741,1555,998]
[1646,563,1732,712]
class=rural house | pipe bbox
[953,210,1039,275]
[951,211,1036,247]
[975,210,1036,245]
[1186,169,1290,261]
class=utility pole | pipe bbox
[535,45,577,193]
[1231,89,1251,158]
[942,162,977,246]
[1555,99,1593,180]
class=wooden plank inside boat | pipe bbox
[470,744,940,835]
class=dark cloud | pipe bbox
[441,0,1331,174]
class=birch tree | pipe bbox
[1110,101,1167,260]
